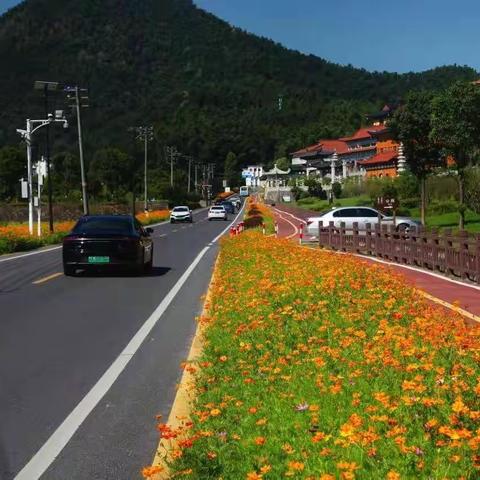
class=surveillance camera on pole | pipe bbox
[16,113,72,234]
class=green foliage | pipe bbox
[304,178,326,199]
[275,157,290,171]
[431,82,480,169]
[88,147,133,201]
[390,90,441,177]
[465,165,480,213]
[0,146,25,200]
[223,151,239,187]
[332,182,342,199]
[0,1,478,207]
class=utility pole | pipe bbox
[34,81,59,232]
[65,85,90,215]
[186,156,193,193]
[130,126,154,211]
[166,146,180,188]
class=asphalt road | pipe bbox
[0,207,240,480]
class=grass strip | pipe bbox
[150,232,480,479]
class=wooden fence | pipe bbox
[317,221,480,284]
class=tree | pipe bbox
[390,91,441,225]
[430,81,480,229]
[223,151,239,188]
[275,157,290,171]
[88,148,133,201]
[0,146,25,201]
[464,165,480,214]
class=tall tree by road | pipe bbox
[224,151,239,188]
[430,81,480,229]
[390,91,440,225]
[0,146,25,201]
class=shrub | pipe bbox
[332,182,342,199]
[428,200,460,215]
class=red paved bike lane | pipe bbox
[271,204,480,322]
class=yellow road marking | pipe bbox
[32,272,63,285]
[417,290,480,324]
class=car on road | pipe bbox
[208,205,228,221]
[62,215,154,276]
[170,205,193,223]
[220,201,236,214]
[306,207,420,237]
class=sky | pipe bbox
[1,0,479,73]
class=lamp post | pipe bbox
[34,81,59,232]
[16,113,69,234]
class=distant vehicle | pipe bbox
[170,206,193,223]
[208,205,228,221]
[220,201,235,214]
[239,186,249,197]
[229,197,241,209]
[62,215,154,276]
[306,207,420,237]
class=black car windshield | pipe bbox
[72,217,134,235]
[173,207,189,212]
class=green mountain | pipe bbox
[0,0,477,197]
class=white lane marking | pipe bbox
[275,207,480,293]
[0,246,62,264]
[14,205,244,480]
[14,246,211,480]
[273,208,300,239]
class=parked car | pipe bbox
[306,207,420,237]
[220,201,235,214]
[62,215,154,276]
[170,205,193,223]
[208,205,228,221]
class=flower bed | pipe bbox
[136,209,171,226]
[244,199,275,234]
[0,222,75,255]
[0,210,170,255]
[153,232,480,479]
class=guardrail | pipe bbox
[316,221,480,284]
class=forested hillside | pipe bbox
[0,0,477,200]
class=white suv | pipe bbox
[208,205,228,221]
[170,206,193,223]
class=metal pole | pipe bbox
[26,119,33,235]
[187,157,192,193]
[170,148,174,188]
[76,86,89,215]
[144,133,148,211]
[44,86,54,233]
[194,164,198,192]
[37,164,42,237]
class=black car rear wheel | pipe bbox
[63,264,76,276]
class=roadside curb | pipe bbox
[150,251,221,479]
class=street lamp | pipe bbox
[16,113,69,235]
[34,81,59,232]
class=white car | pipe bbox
[208,205,228,221]
[170,206,193,223]
[306,207,420,237]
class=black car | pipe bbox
[220,201,235,214]
[62,215,154,276]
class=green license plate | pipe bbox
[88,256,110,264]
